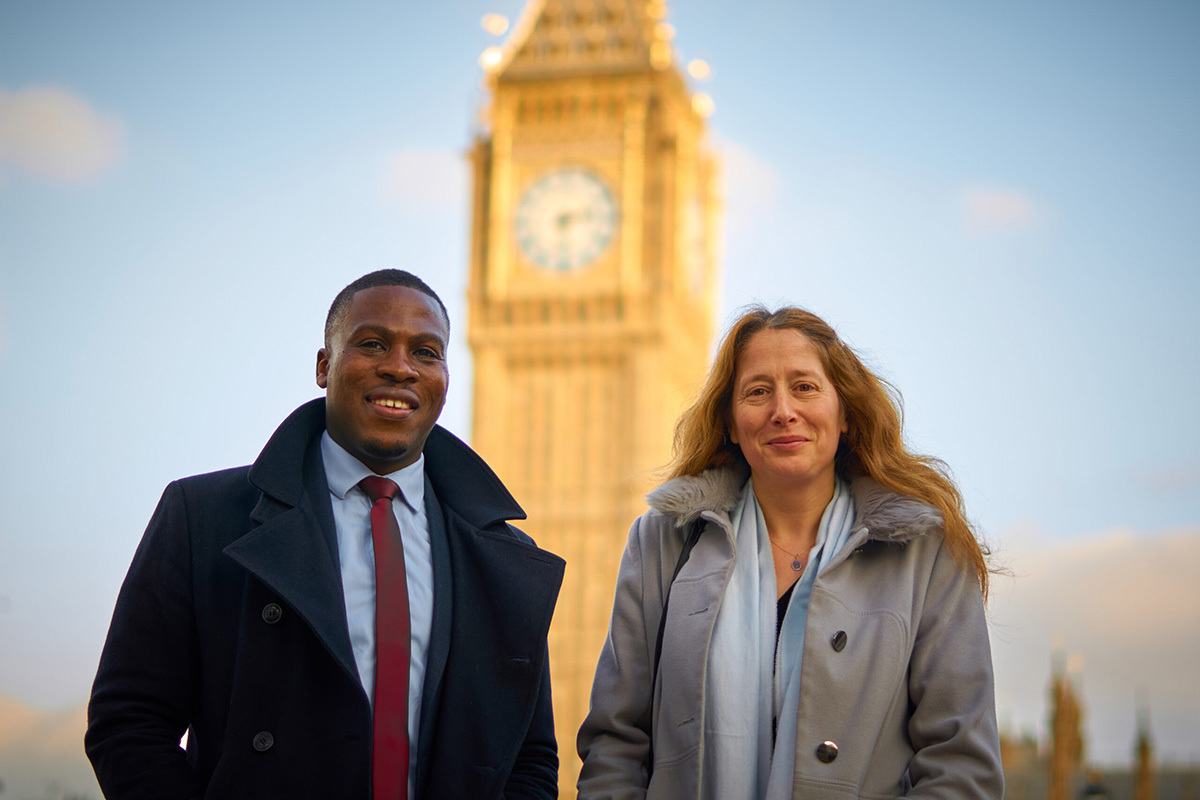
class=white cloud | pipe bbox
[380,146,466,212]
[0,87,124,184]
[0,695,99,796]
[960,187,1039,234]
[989,525,1200,764]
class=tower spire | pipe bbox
[492,0,676,80]
[1048,652,1085,800]
[1134,692,1157,800]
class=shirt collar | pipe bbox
[320,431,426,512]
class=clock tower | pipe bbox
[466,1,719,789]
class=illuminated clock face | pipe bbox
[515,168,618,272]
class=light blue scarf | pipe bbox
[701,477,857,800]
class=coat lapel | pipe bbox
[418,427,565,796]
[223,399,360,688]
[428,510,564,791]
[223,499,359,687]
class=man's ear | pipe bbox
[316,348,330,389]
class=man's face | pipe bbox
[316,285,449,474]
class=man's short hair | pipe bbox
[325,269,449,346]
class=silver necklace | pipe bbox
[769,538,805,572]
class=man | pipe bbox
[86,270,565,799]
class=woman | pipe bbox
[577,307,1002,799]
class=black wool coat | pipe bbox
[86,399,565,799]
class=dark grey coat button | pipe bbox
[816,740,838,763]
[831,630,848,652]
[262,603,282,624]
[253,731,275,752]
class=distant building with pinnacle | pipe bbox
[1049,658,1086,800]
[1000,657,1199,799]
[1135,710,1158,800]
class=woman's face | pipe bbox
[729,328,847,491]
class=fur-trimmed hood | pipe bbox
[646,465,943,544]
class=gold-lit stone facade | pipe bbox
[466,0,719,792]
[1049,662,1085,800]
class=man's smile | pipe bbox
[367,392,419,418]
[371,397,414,410]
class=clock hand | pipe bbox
[556,207,592,230]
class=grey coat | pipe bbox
[577,467,1003,799]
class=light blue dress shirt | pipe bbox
[321,432,433,799]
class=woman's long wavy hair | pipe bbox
[667,305,991,597]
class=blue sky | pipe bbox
[2,0,1198,769]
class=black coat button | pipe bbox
[831,630,848,652]
[262,603,282,624]
[253,731,274,752]
[816,740,838,763]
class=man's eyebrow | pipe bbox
[414,332,448,348]
[347,322,444,339]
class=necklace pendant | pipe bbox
[791,558,803,572]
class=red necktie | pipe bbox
[360,476,410,800]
